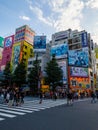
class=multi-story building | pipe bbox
[11,25,35,71]
[0,35,14,70]
[51,29,95,94]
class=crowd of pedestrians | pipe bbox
[0,87,24,107]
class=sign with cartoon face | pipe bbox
[5,37,12,47]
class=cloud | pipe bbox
[26,0,84,31]
[25,0,32,5]
[86,0,98,9]
[50,0,84,31]
[29,5,53,26]
[19,15,31,21]
[92,30,98,44]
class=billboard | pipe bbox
[15,25,25,43]
[34,36,46,52]
[70,67,88,77]
[68,49,89,67]
[0,37,4,47]
[12,45,21,72]
[57,60,67,84]
[81,32,88,47]
[15,25,35,44]
[70,77,90,89]
[51,43,68,59]
[4,35,14,47]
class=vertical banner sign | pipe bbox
[81,32,88,47]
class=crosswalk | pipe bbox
[0,99,66,122]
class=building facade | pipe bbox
[0,35,14,70]
[11,25,35,71]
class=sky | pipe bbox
[0,0,98,43]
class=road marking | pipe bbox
[0,112,16,118]
[0,117,5,121]
[0,109,25,115]
[0,106,33,113]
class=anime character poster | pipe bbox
[70,67,88,77]
[34,36,46,52]
[68,49,89,67]
[57,60,67,84]
[51,43,68,59]
[13,45,20,72]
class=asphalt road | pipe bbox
[0,99,98,130]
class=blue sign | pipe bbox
[68,49,89,67]
[81,32,88,47]
[5,37,12,47]
[34,36,46,51]
[51,43,68,59]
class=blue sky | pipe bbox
[0,0,98,43]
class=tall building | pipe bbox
[0,35,14,70]
[51,29,94,93]
[11,25,35,71]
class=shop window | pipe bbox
[79,83,82,87]
[25,46,27,49]
[71,80,77,86]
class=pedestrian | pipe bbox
[39,91,43,104]
[67,90,73,106]
[91,91,96,103]
[8,90,14,107]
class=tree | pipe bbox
[45,55,63,92]
[28,54,41,95]
[12,61,27,88]
[3,61,12,86]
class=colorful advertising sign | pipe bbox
[51,43,68,59]
[15,25,35,44]
[13,45,21,72]
[81,32,88,47]
[68,49,89,67]
[34,36,46,52]
[57,60,67,84]
[15,25,25,43]
[0,37,4,47]
[4,35,14,47]
[70,67,88,77]
[70,77,90,89]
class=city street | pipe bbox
[0,98,98,130]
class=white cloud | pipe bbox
[26,0,84,32]
[51,0,84,31]
[25,0,32,5]
[92,29,98,44]
[86,0,98,9]
[29,5,53,26]
[48,0,65,12]
[19,15,31,21]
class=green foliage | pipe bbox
[12,61,27,87]
[4,61,12,75]
[45,55,63,91]
[3,61,12,86]
[28,54,41,94]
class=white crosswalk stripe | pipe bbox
[0,99,66,122]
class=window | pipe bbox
[28,61,33,65]
[71,80,77,86]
